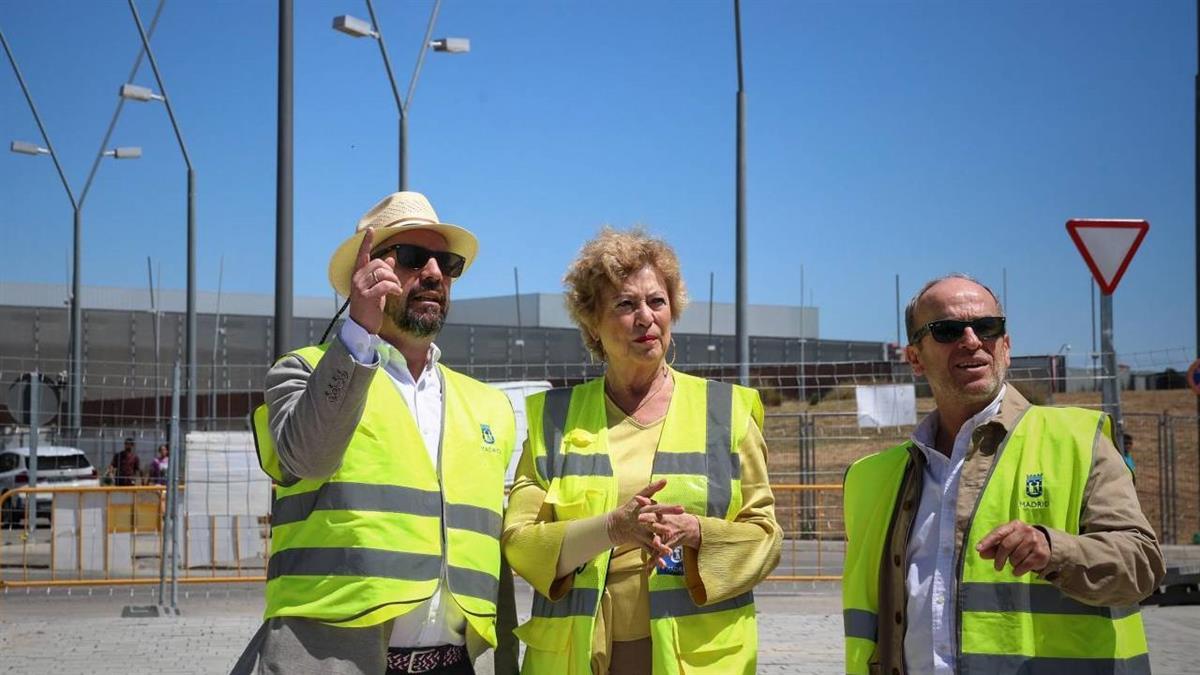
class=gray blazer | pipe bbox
[246,338,518,675]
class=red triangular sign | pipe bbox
[1065,219,1149,294]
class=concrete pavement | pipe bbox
[1,582,1197,674]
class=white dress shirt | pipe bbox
[903,385,1005,675]
[339,317,466,648]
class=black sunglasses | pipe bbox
[371,244,466,278]
[910,316,1006,344]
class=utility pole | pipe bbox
[1091,277,1099,392]
[274,0,294,360]
[733,0,749,386]
[895,274,901,347]
[1193,0,1199,513]
[512,267,525,364]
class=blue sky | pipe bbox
[1,0,1195,368]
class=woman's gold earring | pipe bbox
[668,337,677,367]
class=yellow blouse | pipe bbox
[602,395,663,642]
[502,391,781,673]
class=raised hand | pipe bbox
[347,228,402,335]
[976,519,1051,576]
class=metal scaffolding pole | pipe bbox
[733,0,749,386]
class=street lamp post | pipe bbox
[3,25,142,436]
[1053,343,1072,401]
[8,141,142,434]
[277,0,293,362]
[125,0,197,431]
[333,0,469,191]
[733,0,749,386]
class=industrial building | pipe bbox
[0,282,890,427]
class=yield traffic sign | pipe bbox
[1065,219,1149,294]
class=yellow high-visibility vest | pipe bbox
[251,344,515,649]
[842,406,1150,674]
[513,370,764,675]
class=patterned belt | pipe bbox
[386,644,469,674]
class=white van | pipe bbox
[491,380,553,486]
[0,445,100,526]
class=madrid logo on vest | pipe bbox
[1020,472,1048,509]
[479,423,498,453]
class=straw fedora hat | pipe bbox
[327,191,478,297]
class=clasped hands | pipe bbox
[605,479,701,572]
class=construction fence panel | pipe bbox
[0,485,267,588]
[2,353,1197,592]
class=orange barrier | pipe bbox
[3,484,844,589]
[766,484,845,581]
[0,485,267,588]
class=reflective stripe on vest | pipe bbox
[842,405,1150,674]
[648,587,754,619]
[531,587,600,618]
[842,608,878,641]
[958,653,1152,674]
[515,371,763,675]
[270,483,502,539]
[537,387,572,482]
[959,581,1141,619]
[253,344,514,637]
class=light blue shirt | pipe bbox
[903,385,1005,675]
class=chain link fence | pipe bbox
[2,353,1198,589]
[1124,412,1200,546]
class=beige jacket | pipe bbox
[871,386,1165,674]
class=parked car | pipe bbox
[0,445,99,527]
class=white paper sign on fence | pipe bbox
[855,384,917,428]
[185,431,271,518]
[183,430,270,568]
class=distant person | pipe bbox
[147,444,169,485]
[1122,432,1137,481]
[107,438,141,486]
[234,192,518,675]
[842,273,1164,674]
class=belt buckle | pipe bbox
[405,647,438,674]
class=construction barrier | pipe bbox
[0,485,267,588]
[4,483,843,589]
[767,483,845,581]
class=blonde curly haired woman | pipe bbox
[502,228,781,675]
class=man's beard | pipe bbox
[385,282,448,338]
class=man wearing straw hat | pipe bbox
[237,192,518,674]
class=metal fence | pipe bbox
[0,485,266,589]
[1124,412,1199,546]
[0,484,851,586]
[0,303,887,385]
[769,484,845,580]
[2,354,1197,590]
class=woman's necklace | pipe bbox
[606,366,670,418]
